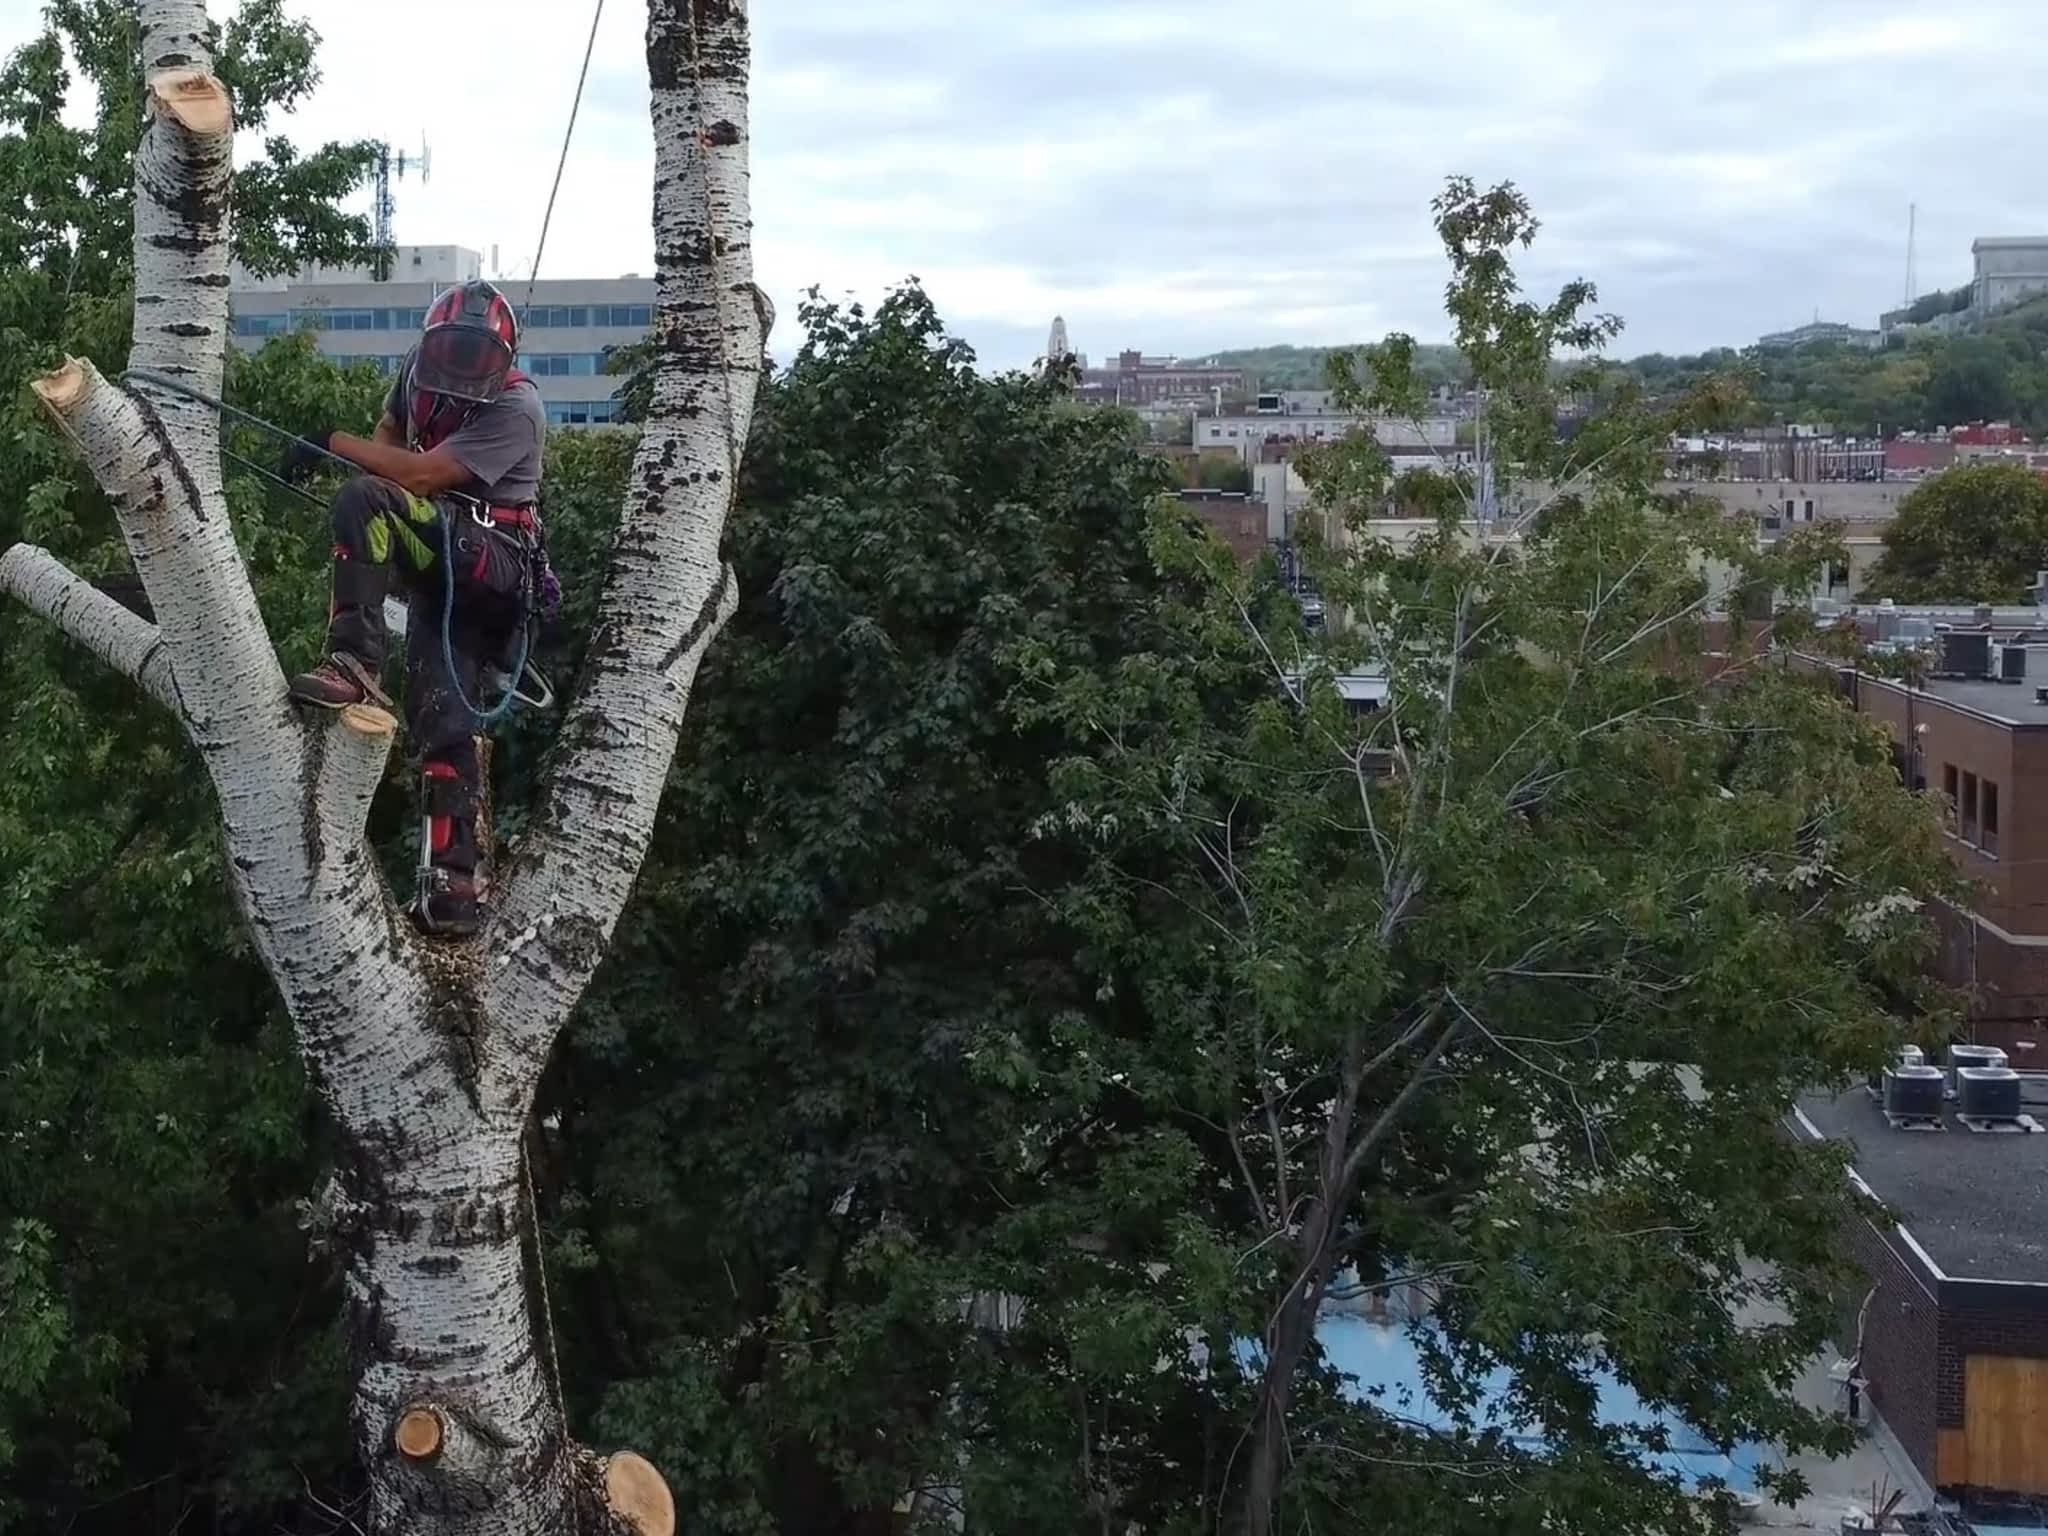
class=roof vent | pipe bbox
[1882,1064,1946,1126]
[1957,1066,2039,1131]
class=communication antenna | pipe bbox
[1904,202,1918,306]
[370,134,432,282]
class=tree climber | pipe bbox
[280,279,548,939]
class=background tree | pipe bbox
[1195,451,1254,492]
[1863,461,2048,602]
[551,288,1240,1533]
[1018,178,1961,1535]
[1924,338,2016,427]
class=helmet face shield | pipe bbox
[413,324,513,404]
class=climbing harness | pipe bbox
[436,495,540,728]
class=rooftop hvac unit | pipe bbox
[1867,1044,1927,1096]
[1883,1064,1946,1121]
[1947,1043,2008,1097]
[2002,644,2030,682]
[1938,630,1992,677]
[1957,1066,2024,1123]
[1948,1043,2008,1072]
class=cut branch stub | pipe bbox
[29,360,88,418]
[146,67,231,137]
[393,1407,444,1462]
[604,1452,675,1536]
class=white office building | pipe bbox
[1972,237,2048,316]
[1196,412,1459,463]
[229,245,654,426]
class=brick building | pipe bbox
[1822,641,2048,1046]
[1794,1089,2048,1499]
[1078,351,1247,407]
[1793,614,2048,1502]
[1886,440,1959,476]
[1175,489,1268,564]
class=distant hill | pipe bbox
[1195,297,2048,435]
[1619,295,2048,436]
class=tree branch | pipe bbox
[316,705,399,853]
[1336,1014,1464,1194]
[482,0,769,1109]
[0,544,180,711]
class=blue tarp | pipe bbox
[1305,1315,1765,1495]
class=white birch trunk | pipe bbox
[0,2,764,1531]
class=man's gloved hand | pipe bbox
[280,428,338,485]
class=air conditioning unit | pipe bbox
[1938,630,1992,678]
[1957,1066,2024,1124]
[1883,1064,1946,1121]
[1999,644,2029,682]
[1947,1044,2008,1097]
[1867,1044,1926,1096]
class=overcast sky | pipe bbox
[5,0,2044,369]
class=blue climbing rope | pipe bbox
[440,518,529,728]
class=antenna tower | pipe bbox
[370,136,433,282]
[1904,202,1918,306]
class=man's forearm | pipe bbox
[329,433,456,497]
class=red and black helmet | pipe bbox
[412,279,520,405]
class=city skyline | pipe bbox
[5,0,2046,370]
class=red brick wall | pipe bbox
[1840,1210,1944,1482]
[1186,499,1268,564]
[1944,1287,2048,1370]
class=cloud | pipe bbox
[2,0,2044,367]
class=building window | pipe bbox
[1962,771,1980,844]
[1984,779,2001,855]
[518,353,606,377]
[1944,764,1959,826]
[544,399,620,426]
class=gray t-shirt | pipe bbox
[385,370,547,506]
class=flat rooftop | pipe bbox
[1795,1084,2048,1283]
[1919,674,2048,725]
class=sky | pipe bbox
[5,0,2046,370]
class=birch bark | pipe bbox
[0,2,764,1531]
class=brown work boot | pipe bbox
[289,652,390,711]
[411,868,483,939]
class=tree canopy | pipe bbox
[1863,461,2048,603]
